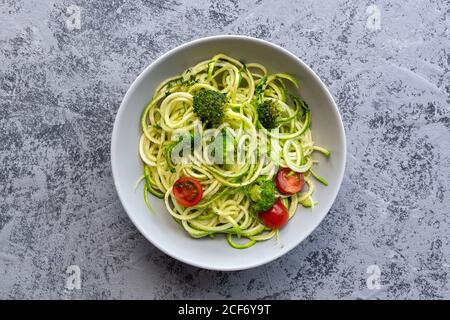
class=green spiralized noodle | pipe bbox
[139,54,330,249]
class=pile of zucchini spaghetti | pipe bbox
[139,53,330,249]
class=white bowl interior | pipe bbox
[111,36,346,271]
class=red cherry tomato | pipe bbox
[172,177,203,207]
[259,198,289,229]
[275,168,305,195]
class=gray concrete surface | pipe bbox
[1,0,449,299]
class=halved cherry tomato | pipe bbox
[172,177,203,207]
[259,198,289,229]
[275,168,305,195]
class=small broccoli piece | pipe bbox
[248,177,276,212]
[193,89,226,127]
[257,100,281,129]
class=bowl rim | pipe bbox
[111,34,347,271]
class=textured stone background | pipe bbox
[1,0,449,299]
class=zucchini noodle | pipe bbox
[138,53,330,249]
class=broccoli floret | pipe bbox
[248,177,276,212]
[257,100,281,129]
[193,89,226,127]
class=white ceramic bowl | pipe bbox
[111,35,346,271]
